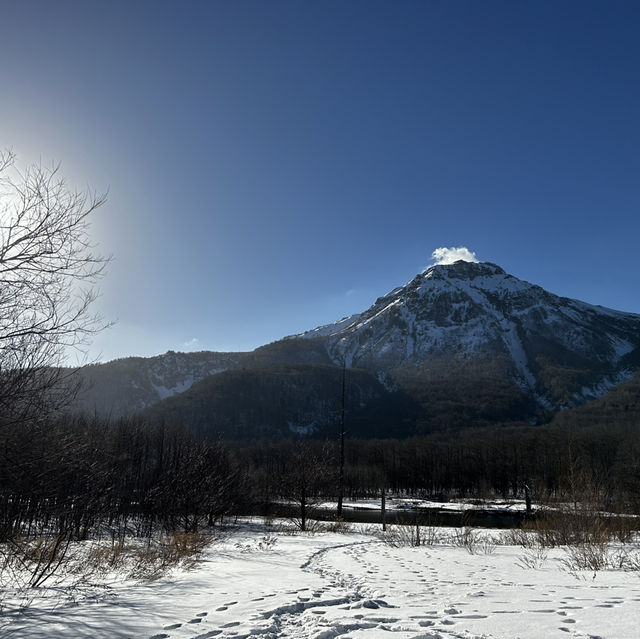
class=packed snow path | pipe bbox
[3,526,640,638]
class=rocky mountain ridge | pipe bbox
[294,261,640,409]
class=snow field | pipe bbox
[2,523,640,639]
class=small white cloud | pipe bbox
[431,246,479,265]
[182,337,201,351]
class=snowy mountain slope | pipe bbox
[290,261,640,412]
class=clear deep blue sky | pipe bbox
[1,1,639,361]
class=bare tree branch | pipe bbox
[0,152,111,426]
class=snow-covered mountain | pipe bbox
[71,260,640,434]
[291,260,640,411]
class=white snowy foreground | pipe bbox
[2,523,640,639]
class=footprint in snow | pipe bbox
[531,599,553,603]
[528,609,556,613]
[188,617,203,624]
[163,624,182,630]
[149,635,169,639]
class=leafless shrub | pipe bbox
[451,527,496,555]
[380,524,418,547]
[525,507,618,548]
[301,518,326,534]
[234,535,278,553]
[500,526,537,548]
[561,542,640,575]
[0,535,88,612]
[380,521,443,547]
[2,534,75,589]
[516,545,549,570]
[326,518,352,534]
[517,504,640,575]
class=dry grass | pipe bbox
[80,531,210,581]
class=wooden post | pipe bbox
[524,484,532,517]
[381,489,386,532]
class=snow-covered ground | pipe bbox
[2,522,640,639]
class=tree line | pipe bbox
[3,412,640,548]
[234,421,640,515]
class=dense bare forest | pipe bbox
[3,410,640,554]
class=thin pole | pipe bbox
[337,362,346,519]
[381,489,386,532]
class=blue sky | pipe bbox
[1,0,639,362]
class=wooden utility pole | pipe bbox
[337,363,346,518]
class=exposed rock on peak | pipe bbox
[424,260,507,280]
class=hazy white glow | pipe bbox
[431,246,478,265]
[182,337,201,351]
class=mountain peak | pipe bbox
[424,260,506,280]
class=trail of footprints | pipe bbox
[148,541,640,639]
[148,598,243,639]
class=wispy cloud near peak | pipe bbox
[431,246,478,265]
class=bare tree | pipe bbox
[0,150,109,426]
[279,441,335,531]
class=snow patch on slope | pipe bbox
[152,378,194,400]
[297,314,361,340]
